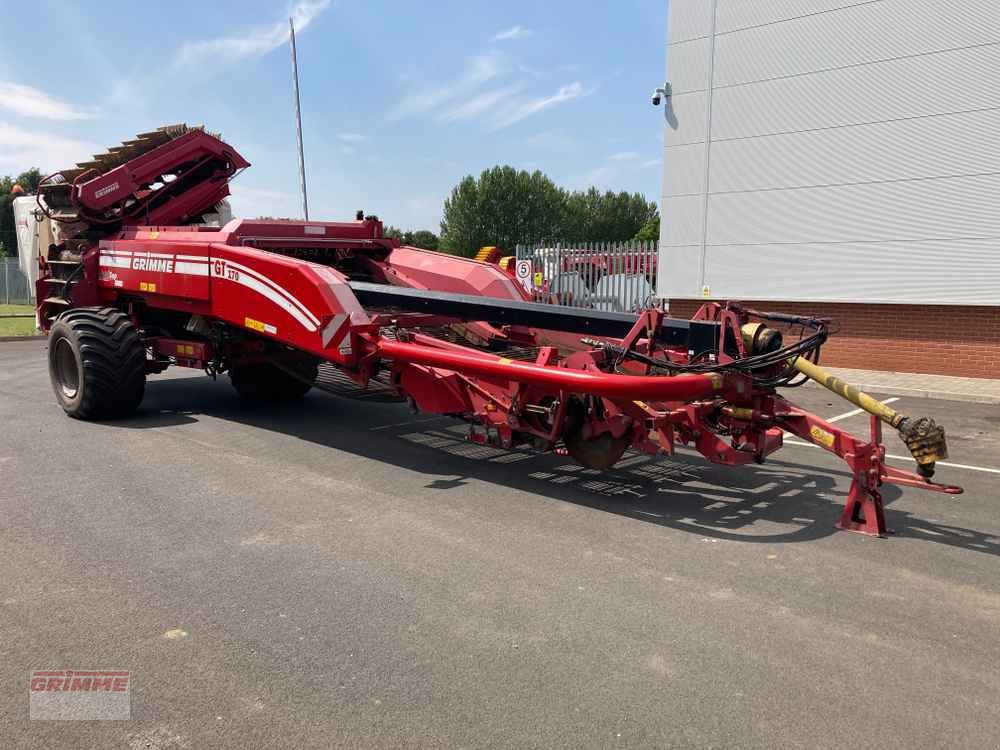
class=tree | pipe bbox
[440,166,565,257]
[632,216,660,242]
[1,168,43,260]
[384,225,440,251]
[439,166,659,255]
[562,188,658,242]
[408,230,440,251]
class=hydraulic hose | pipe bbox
[377,338,726,402]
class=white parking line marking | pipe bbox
[827,397,899,423]
[782,439,1000,475]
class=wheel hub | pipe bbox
[53,337,80,399]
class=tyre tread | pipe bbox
[49,307,146,419]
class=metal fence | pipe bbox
[1,257,34,305]
[514,241,657,313]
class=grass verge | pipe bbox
[0,315,38,336]
[0,303,35,315]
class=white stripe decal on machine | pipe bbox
[129,250,176,260]
[210,258,320,332]
[213,258,321,328]
[100,256,133,269]
[99,249,319,333]
[100,249,209,276]
[321,314,348,347]
[173,261,210,276]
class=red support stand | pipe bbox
[835,416,889,536]
[837,475,887,537]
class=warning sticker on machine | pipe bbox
[809,426,836,448]
[244,317,278,335]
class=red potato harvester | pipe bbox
[34,125,960,537]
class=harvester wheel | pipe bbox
[48,307,146,419]
[229,360,318,402]
[565,430,631,471]
[562,396,631,470]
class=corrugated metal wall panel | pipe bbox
[711,44,1000,140]
[716,0,876,34]
[668,37,713,94]
[656,245,703,299]
[700,238,1000,304]
[667,0,716,43]
[658,0,1000,305]
[715,0,999,88]
[660,195,705,246]
[663,91,709,147]
[663,143,707,196]
[708,108,1000,193]
[706,173,1000,245]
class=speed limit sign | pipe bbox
[515,259,534,291]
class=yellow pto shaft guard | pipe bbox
[791,357,949,478]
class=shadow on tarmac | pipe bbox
[102,375,999,556]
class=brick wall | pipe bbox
[668,300,1000,379]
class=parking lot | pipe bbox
[1,337,998,748]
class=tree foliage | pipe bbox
[632,216,660,242]
[440,167,566,257]
[384,226,440,251]
[0,168,43,258]
[439,165,659,257]
[562,187,659,243]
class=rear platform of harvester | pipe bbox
[34,126,961,537]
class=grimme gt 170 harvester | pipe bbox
[33,125,960,536]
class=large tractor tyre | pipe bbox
[48,307,147,420]
[229,360,318,402]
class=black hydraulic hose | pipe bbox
[601,312,829,387]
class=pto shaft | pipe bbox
[790,356,948,478]
[791,357,904,428]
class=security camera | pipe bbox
[651,82,672,106]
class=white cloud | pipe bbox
[0,122,100,173]
[490,82,592,130]
[0,82,98,121]
[337,133,367,143]
[340,144,356,155]
[437,85,524,123]
[492,25,533,42]
[390,52,505,120]
[173,0,331,70]
[577,165,612,188]
[228,184,302,219]
[572,155,661,195]
[521,129,579,153]
[574,152,660,188]
[389,56,592,132]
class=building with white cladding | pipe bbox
[657,0,1000,377]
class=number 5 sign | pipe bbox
[515,259,534,291]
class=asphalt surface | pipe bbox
[1,338,998,749]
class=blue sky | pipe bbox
[1,0,667,230]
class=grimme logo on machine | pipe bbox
[131,256,174,273]
[29,670,131,720]
[93,182,120,199]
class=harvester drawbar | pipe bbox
[35,126,961,536]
